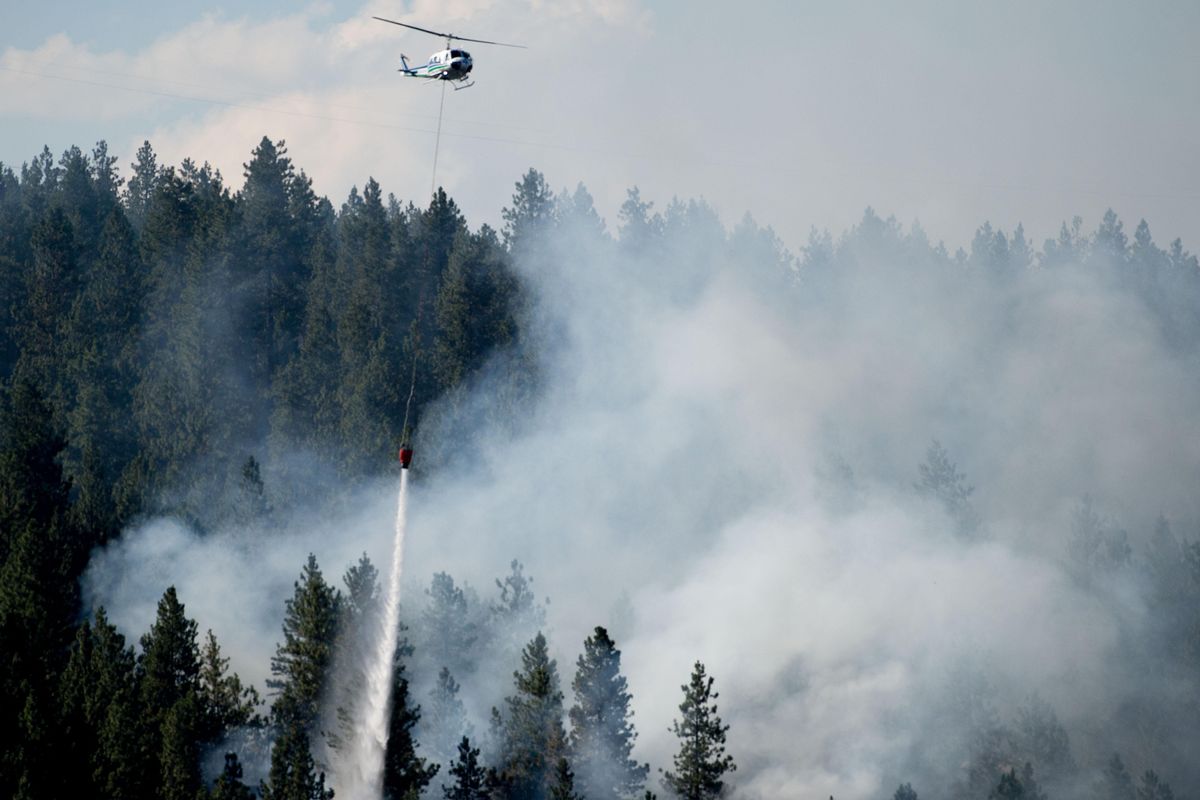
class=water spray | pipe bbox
[345,470,411,798]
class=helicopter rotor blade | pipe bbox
[372,16,527,48]
[372,17,451,39]
[447,35,527,49]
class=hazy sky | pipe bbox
[3,0,1199,252]
[48,6,1200,796]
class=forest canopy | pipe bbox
[1,137,1200,800]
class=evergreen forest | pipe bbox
[2,137,1200,800]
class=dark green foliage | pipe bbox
[341,552,381,625]
[269,554,340,731]
[495,632,569,800]
[892,783,918,800]
[125,140,161,232]
[432,227,515,396]
[501,169,555,257]
[233,455,270,524]
[17,206,79,406]
[266,556,340,800]
[64,205,145,535]
[0,378,81,797]
[569,626,647,800]
[234,137,317,439]
[5,136,1200,800]
[199,629,262,734]
[211,752,256,800]
[159,691,204,800]
[987,764,1046,800]
[661,662,735,800]
[138,586,220,799]
[139,586,201,723]
[383,667,439,800]
[444,737,490,800]
[262,724,334,800]
[989,768,1026,800]
[549,758,582,800]
[331,553,380,752]
[58,609,143,798]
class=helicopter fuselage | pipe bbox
[401,48,474,81]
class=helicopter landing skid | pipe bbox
[453,80,475,91]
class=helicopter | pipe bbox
[372,16,526,90]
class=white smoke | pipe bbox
[83,199,1200,799]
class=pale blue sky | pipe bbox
[3,0,1198,251]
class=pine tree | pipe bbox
[261,725,335,800]
[496,632,569,800]
[423,571,480,677]
[331,553,383,752]
[211,752,256,800]
[268,197,340,460]
[427,666,473,768]
[502,169,555,256]
[17,206,79,408]
[89,140,123,222]
[125,140,160,231]
[429,225,517,414]
[892,783,918,800]
[1137,771,1176,800]
[661,662,735,800]
[269,554,340,731]
[569,626,647,800]
[617,187,662,255]
[550,758,582,800]
[1103,754,1135,800]
[0,379,80,798]
[58,609,143,798]
[492,560,547,654]
[1019,763,1047,800]
[138,586,209,799]
[383,665,439,800]
[63,205,145,536]
[198,629,261,735]
[915,440,981,539]
[267,556,340,800]
[139,587,201,721]
[233,455,270,524]
[987,764,1046,800]
[989,769,1025,800]
[1014,694,1073,784]
[159,692,204,800]
[236,136,310,430]
[444,737,489,800]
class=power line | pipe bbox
[17,59,548,135]
[3,65,1199,204]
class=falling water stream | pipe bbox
[346,470,409,799]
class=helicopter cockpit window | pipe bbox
[451,50,462,58]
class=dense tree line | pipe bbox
[3,136,1200,798]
